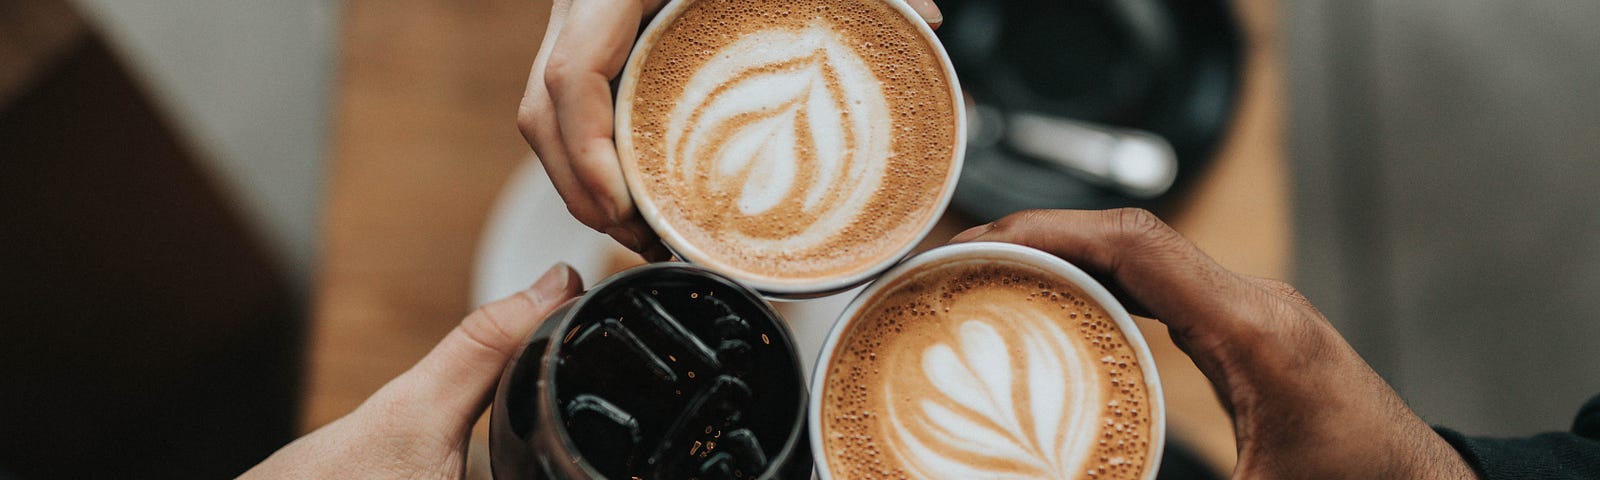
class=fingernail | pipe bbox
[908,0,942,26]
[531,263,574,301]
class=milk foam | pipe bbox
[623,0,959,285]
[887,305,1100,478]
[821,262,1153,479]
[665,23,892,253]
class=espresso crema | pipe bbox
[821,260,1155,479]
[618,0,959,288]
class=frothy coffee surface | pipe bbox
[623,0,957,285]
[822,261,1153,479]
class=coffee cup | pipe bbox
[489,263,811,479]
[809,242,1166,479]
[614,0,966,298]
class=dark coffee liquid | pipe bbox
[552,270,803,479]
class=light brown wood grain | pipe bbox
[305,0,549,429]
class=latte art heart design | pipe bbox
[886,306,1101,479]
[667,24,892,242]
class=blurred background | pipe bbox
[1,0,1596,478]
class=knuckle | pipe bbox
[458,305,522,358]
[1263,279,1303,298]
[1235,278,1329,358]
[1110,208,1186,253]
[1112,208,1169,242]
[543,53,576,91]
[991,209,1054,234]
[562,197,612,232]
[1247,275,1315,309]
[516,98,542,128]
[1272,281,1316,310]
[1108,208,1201,275]
[575,168,609,191]
[516,106,543,141]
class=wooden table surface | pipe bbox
[305,0,1284,475]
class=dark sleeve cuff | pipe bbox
[1434,426,1600,479]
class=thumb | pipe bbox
[367,263,583,433]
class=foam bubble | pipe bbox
[666,24,891,237]
[821,261,1153,479]
[625,0,957,284]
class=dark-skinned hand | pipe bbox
[952,209,1477,479]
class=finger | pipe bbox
[949,221,995,244]
[905,0,944,29]
[545,0,660,226]
[952,209,1255,337]
[371,264,583,432]
[640,241,674,263]
[522,88,616,237]
[520,0,620,236]
[523,96,651,254]
[956,220,1156,317]
[616,215,671,262]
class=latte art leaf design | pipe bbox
[886,306,1101,478]
[667,24,891,241]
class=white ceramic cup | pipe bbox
[613,0,967,299]
[807,242,1167,479]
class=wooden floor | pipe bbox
[307,0,1285,476]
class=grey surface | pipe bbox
[1288,0,1600,436]
[68,0,339,287]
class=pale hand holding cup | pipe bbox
[240,265,583,479]
[515,0,944,261]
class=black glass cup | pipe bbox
[490,263,811,479]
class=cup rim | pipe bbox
[613,0,968,297]
[535,262,810,479]
[806,242,1168,479]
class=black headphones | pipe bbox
[937,0,1242,220]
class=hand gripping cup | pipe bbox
[810,243,1166,479]
[490,264,811,479]
[614,0,966,298]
